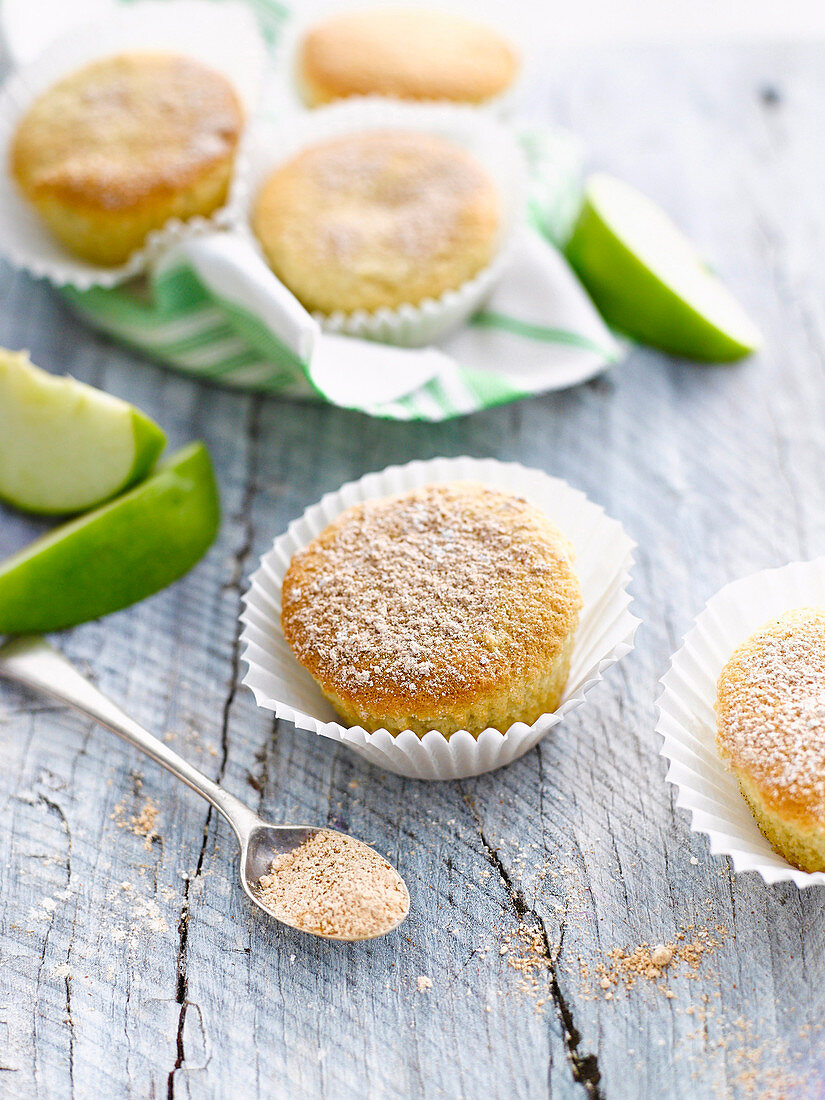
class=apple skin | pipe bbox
[565,179,761,363]
[0,350,167,515]
[0,443,220,633]
[125,409,168,496]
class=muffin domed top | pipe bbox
[252,130,499,313]
[281,482,582,716]
[11,52,243,210]
[299,8,518,105]
[716,607,825,820]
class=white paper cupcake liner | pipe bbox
[0,0,267,289]
[240,456,639,780]
[267,2,528,119]
[241,97,528,347]
[657,557,825,889]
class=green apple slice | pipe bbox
[0,348,166,515]
[0,442,220,634]
[565,173,761,362]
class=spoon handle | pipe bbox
[0,635,260,842]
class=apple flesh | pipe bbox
[0,348,166,515]
[565,173,761,362]
[0,442,220,633]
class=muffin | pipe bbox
[281,482,583,737]
[297,8,519,106]
[716,607,825,872]
[10,51,243,265]
[252,130,500,313]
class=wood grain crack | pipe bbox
[460,787,604,1098]
[37,795,75,1098]
[167,396,262,1099]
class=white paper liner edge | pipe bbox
[241,97,528,347]
[240,456,639,780]
[0,0,267,289]
[656,556,825,889]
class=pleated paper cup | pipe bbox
[657,557,825,889]
[0,0,266,289]
[240,457,639,780]
[241,97,528,347]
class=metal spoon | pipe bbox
[0,635,410,942]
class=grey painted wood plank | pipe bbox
[2,39,825,1100]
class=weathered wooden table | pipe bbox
[1,40,824,1100]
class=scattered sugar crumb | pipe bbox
[651,944,673,968]
[105,884,168,944]
[111,796,161,849]
[130,798,160,848]
[580,925,728,1000]
[499,923,554,1013]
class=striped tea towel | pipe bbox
[61,126,620,421]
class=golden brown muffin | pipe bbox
[252,130,499,313]
[298,8,519,106]
[11,51,243,265]
[281,482,583,737]
[716,607,825,872]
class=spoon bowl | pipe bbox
[241,824,410,941]
[0,636,410,942]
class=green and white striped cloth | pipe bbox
[55,0,622,421]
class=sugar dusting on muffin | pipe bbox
[253,130,499,314]
[281,482,582,737]
[11,51,243,264]
[716,607,825,870]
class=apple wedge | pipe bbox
[0,443,220,633]
[565,174,761,362]
[0,348,166,515]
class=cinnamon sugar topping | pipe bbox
[14,53,242,209]
[281,482,580,705]
[252,131,499,313]
[716,608,825,812]
[304,132,493,264]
